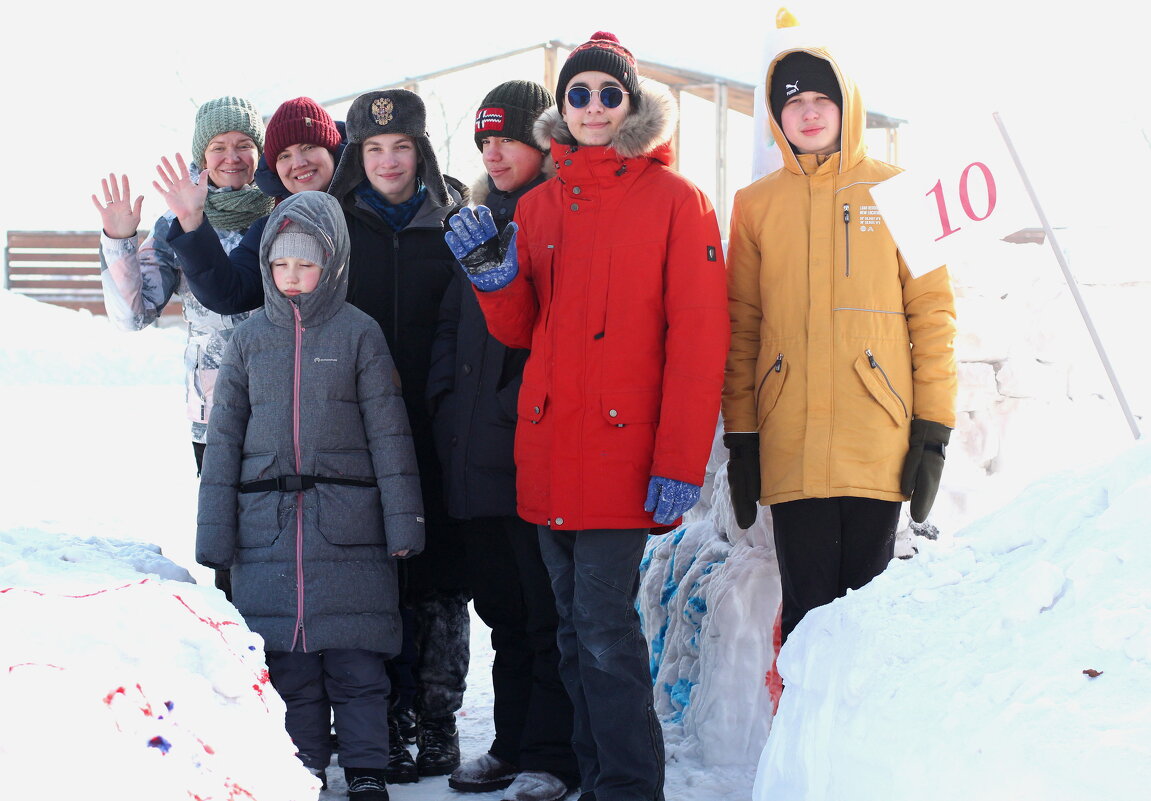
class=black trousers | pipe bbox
[465,516,578,784]
[266,648,391,770]
[771,496,900,644]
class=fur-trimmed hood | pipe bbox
[532,80,677,159]
[468,158,554,209]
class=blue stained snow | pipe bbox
[685,595,707,616]
[164,700,174,711]
[147,735,172,754]
[645,523,735,720]
[661,678,696,723]
[650,619,669,680]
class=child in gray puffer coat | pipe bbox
[197,190,424,800]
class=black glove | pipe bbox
[900,419,951,523]
[723,432,761,530]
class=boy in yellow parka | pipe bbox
[722,47,957,643]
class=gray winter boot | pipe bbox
[449,751,518,792]
[502,770,572,801]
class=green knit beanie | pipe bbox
[192,96,265,166]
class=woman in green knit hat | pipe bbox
[91,95,275,597]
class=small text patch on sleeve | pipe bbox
[707,246,717,262]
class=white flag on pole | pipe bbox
[871,114,1035,278]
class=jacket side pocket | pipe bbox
[853,352,908,426]
[315,450,386,546]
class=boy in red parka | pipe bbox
[445,32,729,801]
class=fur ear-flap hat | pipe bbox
[328,89,449,206]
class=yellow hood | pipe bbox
[765,46,867,175]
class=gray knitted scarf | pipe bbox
[204,183,275,231]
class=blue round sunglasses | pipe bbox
[566,85,629,109]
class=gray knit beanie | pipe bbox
[192,96,266,165]
[269,231,326,266]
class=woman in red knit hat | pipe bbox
[157,96,346,315]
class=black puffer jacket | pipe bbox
[335,176,471,595]
[428,174,546,519]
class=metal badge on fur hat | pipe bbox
[264,97,341,164]
[770,51,843,122]
[556,31,640,110]
[328,89,450,206]
[474,80,555,152]
[192,96,265,165]
[344,89,428,142]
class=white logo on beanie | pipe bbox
[786,81,800,97]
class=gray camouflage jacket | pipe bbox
[100,168,253,443]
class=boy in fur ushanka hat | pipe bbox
[328,88,451,207]
[445,31,729,801]
[325,87,474,783]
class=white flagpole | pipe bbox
[993,112,1141,440]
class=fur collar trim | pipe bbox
[469,158,554,207]
[533,81,677,159]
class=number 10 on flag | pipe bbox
[870,116,1031,279]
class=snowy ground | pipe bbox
[0,291,745,799]
[3,288,1148,800]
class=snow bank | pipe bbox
[0,530,319,800]
[754,440,1151,801]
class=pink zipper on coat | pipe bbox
[289,304,307,652]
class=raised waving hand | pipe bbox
[153,153,208,232]
[91,173,143,239]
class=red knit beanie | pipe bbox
[264,97,341,165]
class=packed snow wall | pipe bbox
[638,424,782,766]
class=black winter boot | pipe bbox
[345,767,390,800]
[383,715,418,784]
[416,714,461,776]
[394,705,417,744]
